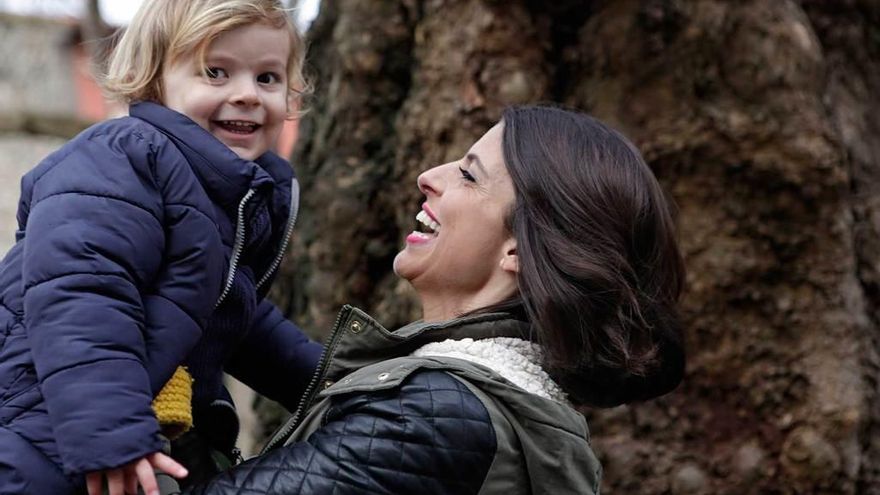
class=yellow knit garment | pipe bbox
[152,366,193,440]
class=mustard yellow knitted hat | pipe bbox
[152,366,193,440]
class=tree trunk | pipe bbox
[269,0,880,492]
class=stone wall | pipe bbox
[0,13,82,129]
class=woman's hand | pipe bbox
[86,452,188,495]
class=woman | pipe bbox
[188,105,686,494]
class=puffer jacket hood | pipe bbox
[130,102,292,215]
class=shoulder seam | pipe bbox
[25,270,132,292]
[30,191,161,225]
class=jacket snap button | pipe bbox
[323,380,334,389]
[377,373,390,381]
[350,321,363,333]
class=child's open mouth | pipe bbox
[214,120,261,134]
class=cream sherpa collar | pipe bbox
[411,337,569,404]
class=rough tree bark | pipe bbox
[266,0,880,492]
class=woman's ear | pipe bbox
[499,241,519,274]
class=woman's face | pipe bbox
[393,123,518,319]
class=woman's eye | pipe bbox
[205,67,228,79]
[257,72,281,84]
[459,166,476,183]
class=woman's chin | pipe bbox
[393,241,428,279]
[391,251,411,279]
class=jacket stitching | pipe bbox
[28,128,153,186]
[38,356,143,384]
[30,191,161,226]
[25,270,133,292]
[0,299,23,319]
[0,369,35,406]
[150,293,201,331]
[164,202,215,223]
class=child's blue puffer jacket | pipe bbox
[0,101,320,493]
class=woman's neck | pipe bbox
[419,285,516,322]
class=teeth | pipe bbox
[222,120,257,128]
[416,210,440,233]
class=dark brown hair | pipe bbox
[488,105,686,407]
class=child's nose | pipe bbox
[231,77,260,106]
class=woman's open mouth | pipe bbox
[416,210,440,235]
[407,209,441,244]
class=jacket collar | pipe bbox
[130,101,292,208]
[411,338,568,403]
[320,306,532,384]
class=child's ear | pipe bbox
[285,91,301,120]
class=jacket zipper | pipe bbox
[261,305,352,453]
[214,188,256,308]
[255,179,299,291]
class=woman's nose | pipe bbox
[417,163,449,196]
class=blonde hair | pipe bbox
[102,0,307,104]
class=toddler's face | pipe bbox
[161,22,291,161]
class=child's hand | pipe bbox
[86,452,187,495]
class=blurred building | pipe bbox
[0,12,114,130]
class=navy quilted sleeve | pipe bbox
[187,370,497,494]
[21,129,220,474]
[225,300,322,411]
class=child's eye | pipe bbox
[205,67,227,79]
[459,166,476,183]
[257,72,281,84]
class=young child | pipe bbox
[0,1,322,494]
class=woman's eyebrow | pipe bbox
[465,153,488,176]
